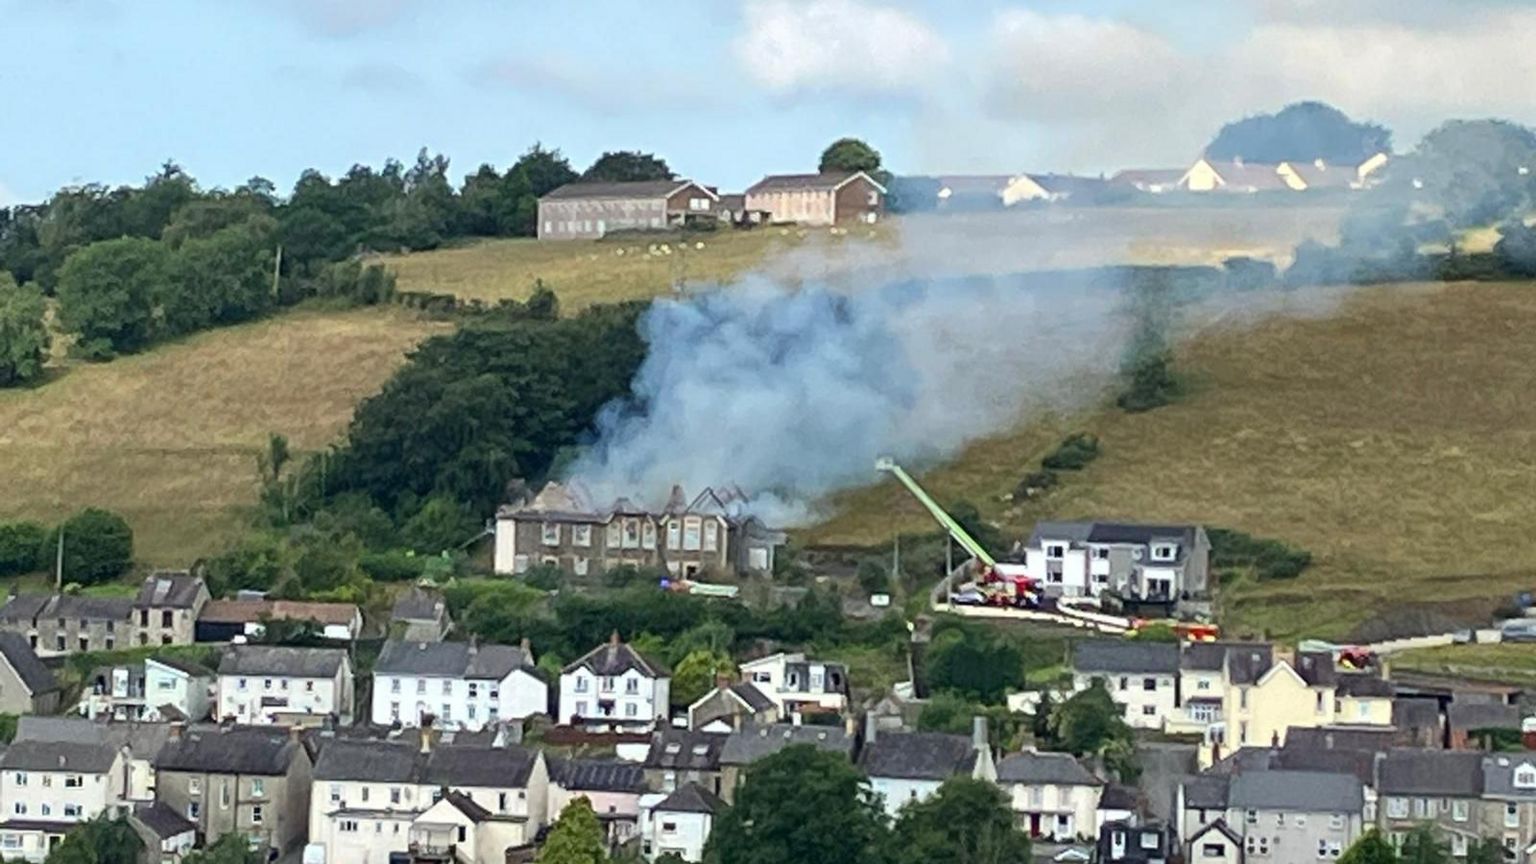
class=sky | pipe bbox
[3,0,1536,204]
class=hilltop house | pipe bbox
[736,652,850,721]
[0,632,59,715]
[0,574,211,657]
[858,719,998,817]
[495,484,785,580]
[155,724,314,857]
[559,635,670,732]
[1021,521,1211,602]
[216,646,355,725]
[537,180,718,240]
[371,639,547,729]
[743,172,884,226]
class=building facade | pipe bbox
[742,172,885,226]
[1021,521,1211,601]
[217,646,354,725]
[558,636,669,731]
[154,725,314,856]
[996,750,1104,841]
[371,639,547,729]
[737,652,849,719]
[1069,640,1181,730]
[537,180,718,240]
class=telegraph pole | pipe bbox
[54,528,64,590]
[271,245,283,299]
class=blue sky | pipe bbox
[2,0,1533,204]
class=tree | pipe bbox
[820,138,883,175]
[0,274,49,386]
[672,648,735,707]
[1338,830,1399,864]
[857,558,890,596]
[1046,680,1138,781]
[166,214,279,333]
[0,520,48,576]
[1400,120,1536,228]
[44,815,141,864]
[705,745,888,864]
[537,797,607,864]
[182,832,265,864]
[917,691,978,734]
[55,236,170,357]
[1206,102,1392,165]
[1399,825,1449,864]
[582,151,673,183]
[49,508,134,586]
[401,495,480,553]
[923,624,1024,703]
[204,532,289,597]
[1494,221,1536,276]
[891,777,1030,864]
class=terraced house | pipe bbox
[495,484,784,580]
[0,573,208,656]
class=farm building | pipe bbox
[743,171,885,226]
[536,180,718,240]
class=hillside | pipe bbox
[806,281,1536,641]
[0,307,449,564]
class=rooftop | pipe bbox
[719,723,855,766]
[1228,770,1362,813]
[0,633,57,694]
[996,751,1101,786]
[563,637,666,678]
[218,645,348,678]
[653,782,727,815]
[858,731,978,781]
[133,573,205,609]
[376,640,535,680]
[1071,639,1179,675]
[0,739,119,773]
[155,725,304,776]
[645,729,726,772]
[541,179,703,202]
[1379,749,1485,797]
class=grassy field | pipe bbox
[1393,643,1536,686]
[0,306,448,565]
[806,281,1536,641]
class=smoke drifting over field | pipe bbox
[564,230,1147,525]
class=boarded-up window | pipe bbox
[623,519,640,549]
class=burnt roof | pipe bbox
[857,732,977,781]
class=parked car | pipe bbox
[1500,619,1536,642]
[951,590,985,606]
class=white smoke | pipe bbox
[563,230,1153,525]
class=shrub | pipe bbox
[1013,470,1058,501]
[359,550,427,583]
[1208,528,1312,581]
[524,563,563,591]
[0,522,47,576]
[1041,433,1100,471]
[48,508,133,586]
[857,559,890,596]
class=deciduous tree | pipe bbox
[55,236,170,357]
[537,797,608,864]
[1338,830,1398,864]
[0,273,49,386]
[891,776,1031,864]
[49,508,134,586]
[705,745,887,864]
[582,151,673,183]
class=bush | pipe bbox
[401,495,480,554]
[857,559,890,596]
[1208,527,1312,581]
[204,533,287,597]
[523,563,563,591]
[1041,433,1100,471]
[0,522,47,576]
[359,550,427,583]
[1013,471,1058,500]
[48,509,133,586]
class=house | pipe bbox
[1178,159,1289,193]
[197,599,363,642]
[0,593,134,656]
[1098,785,1139,836]
[131,573,210,647]
[1186,819,1244,864]
[1275,160,1356,192]
[1208,650,1391,762]
[558,634,669,731]
[858,718,997,817]
[737,652,850,720]
[644,729,726,797]
[1181,771,1364,864]
[743,172,885,226]
[129,802,198,864]
[0,632,59,714]
[932,175,1024,210]
[155,724,314,857]
[1377,750,1486,853]
[547,758,648,848]
[717,723,855,803]
[1448,702,1521,751]
[1021,521,1212,602]
[217,645,355,725]
[686,678,776,732]
[996,750,1103,841]
[1094,820,1173,864]
[1109,169,1186,194]
[1069,640,1181,730]
[537,180,719,240]
[391,588,453,643]
[637,784,725,863]
[1170,643,1273,736]
[15,716,170,803]
[307,735,551,864]
[372,639,547,730]
[1356,153,1390,187]
[1474,753,1536,856]
[78,656,214,722]
[495,483,785,580]
[0,738,128,861]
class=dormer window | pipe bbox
[1152,544,1177,561]
[664,743,682,755]
[1515,764,1536,789]
[1046,545,1065,559]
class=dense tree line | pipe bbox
[1205,101,1392,166]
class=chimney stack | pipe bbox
[420,715,438,754]
[972,715,989,751]
[168,722,185,740]
[609,630,621,646]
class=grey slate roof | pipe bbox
[564,639,666,677]
[1448,701,1520,731]
[47,595,134,621]
[1228,770,1363,813]
[1284,726,1396,755]
[376,640,533,679]
[745,172,883,194]
[391,589,445,623]
[719,724,855,766]
[1182,642,1271,673]
[443,790,491,822]
[549,757,647,793]
[1072,639,1179,675]
[134,573,204,609]
[313,739,422,782]
[132,802,196,839]
[729,683,775,713]
[1336,673,1393,698]
[1225,646,1276,685]
[996,751,1102,786]
[646,730,726,772]
[1393,698,1441,732]
[1189,819,1242,847]
[219,645,346,678]
[0,739,118,773]
[654,782,727,815]
[1482,754,1536,798]
[1101,784,1139,811]
[155,725,302,776]
[1379,750,1484,797]
[1181,775,1231,809]
[541,180,697,202]
[0,633,57,694]
[423,745,539,788]
[1294,652,1337,686]
[857,732,977,781]
[0,595,49,623]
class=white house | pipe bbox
[0,739,127,861]
[1021,521,1211,602]
[857,719,997,818]
[130,802,198,864]
[14,716,169,804]
[738,653,849,720]
[1069,640,1180,730]
[995,750,1104,841]
[559,635,670,732]
[217,645,354,725]
[638,784,725,862]
[145,656,214,721]
[372,639,547,730]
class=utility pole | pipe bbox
[54,527,64,591]
[271,245,283,299]
[945,534,953,604]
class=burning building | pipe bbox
[493,484,787,580]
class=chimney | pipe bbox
[520,637,532,659]
[609,630,621,647]
[168,722,185,740]
[715,673,732,691]
[972,715,989,751]
[865,710,878,745]
[420,714,438,754]
[289,725,305,743]
[845,714,858,738]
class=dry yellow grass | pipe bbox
[807,282,1536,641]
[0,306,449,565]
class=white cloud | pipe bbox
[734,0,948,97]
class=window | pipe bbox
[606,521,621,548]
[623,519,641,549]
[1453,800,1469,822]
[390,787,401,805]
[1197,680,1211,691]
[189,778,202,795]
[541,523,560,546]
[11,804,22,815]
[238,678,248,691]
[390,678,401,694]
[1140,833,1160,851]
[1153,544,1176,561]
[866,190,879,206]
[56,635,65,652]
[1413,798,1430,819]
[1143,677,1157,691]
[442,679,452,695]
[575,676,589,693]
[64,775,82,788]
[251,779,264,798]
[1239,721,1248,743]
[1516,764,1536,789]
[305,680,314,692]
[468,705,477,720]
[626,703,638,717]
[1387,798,1408,819]
[63,804,81,818]
[602,676,615,693]
[1259,838,1270,856]
[1142,705,1156,716]
[682,518,701,551]
[329,785,342,805]
[12,773,23,786]
[1246,810,1257,825]
[1452,835,1468,857]
[79,636,88,651]
[1046,545,1065,559]
[42,775,51,787]
[1507,803,1519,828]
[1240,688,1249,710]
[441,705,451,722]
[264,678,272,691]
[162,610,174,628]
[642,521,656,550]
[1315,691,1325,713]
[666,521,681,549]
[1094,548,1110,560]
[662,822,678,834]
[626,677,639,695]
[1276,813,1286,827]
[221,782,231,808]
[573,525,591,547]
[1296,815,1307,827]
[703,520,719,552]
[417,679,426,694]
[188,802,200,819]
[1329,843,1342,859]
[1118,677,1129,691]
[390,702,400,721]
[340,821,357,833]
[574,557,589,577]
[574,700,587,717]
